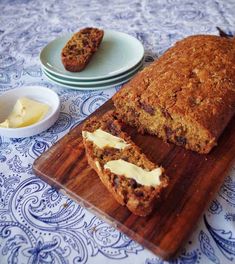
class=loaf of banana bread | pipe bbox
[82,111,168,216]
[113,35,235,154]
[61,27,104,72]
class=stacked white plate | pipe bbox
[40,30,144,90]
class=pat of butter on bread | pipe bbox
[82,129,129,149]
[104,159,162,187]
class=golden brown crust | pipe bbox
[113,35,235,153]
[82,111,168,216]
[61,27,104,72]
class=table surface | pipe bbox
[0,0,235,263]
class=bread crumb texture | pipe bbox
[113,35,235,153]
[82,111,168,216]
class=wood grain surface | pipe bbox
[33,99,235,259]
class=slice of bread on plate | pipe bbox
[61,27,104,72]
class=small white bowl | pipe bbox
[0,86,60,138]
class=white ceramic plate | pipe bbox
[0,86,60,138]
[43,69,134,90]
[40,30,144,80]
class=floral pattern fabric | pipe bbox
[0,0,235,263]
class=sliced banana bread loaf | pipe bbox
[61,27,104,72]
[82,111,168,216]
[112,35,235,154]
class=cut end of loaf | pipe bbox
[113,99,217,154]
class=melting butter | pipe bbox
[82,129,129,149]
[0,97,49,128]
[104,159,162,187]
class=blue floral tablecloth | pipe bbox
[0,0,235,263]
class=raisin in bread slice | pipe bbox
[61,27,104,72]
[82,111,168,216]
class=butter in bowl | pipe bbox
[0,86,60,138]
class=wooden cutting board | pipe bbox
[33,99,235,260]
